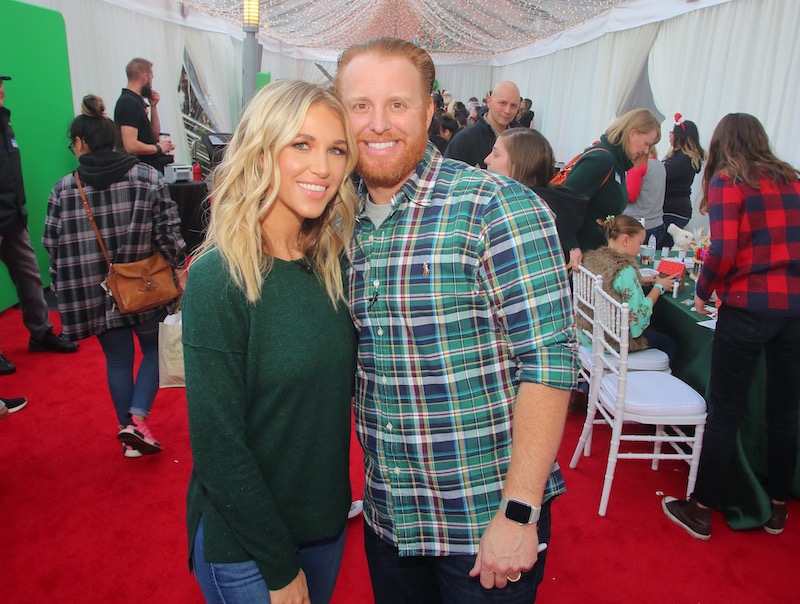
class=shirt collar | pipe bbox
[356,142,441,217]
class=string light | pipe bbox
[177,1,634,60]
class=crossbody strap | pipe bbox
[74,171,112,269]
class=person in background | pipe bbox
[484,127,587,257]
[335,36,577,603]
[580,215,678,362]
[182,80,358,604]
[518,98,535,128]
[563,108,661,268]
[43,95,186,458]
[113,57,175,172]
[624,144,667,246]
[445,80,521,168]
[662,113,705,247]
[0,72,78,378]
[662,113,800,540]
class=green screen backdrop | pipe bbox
[1,0,75,310]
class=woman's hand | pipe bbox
[569,247,583,269]
[269,570,310,604]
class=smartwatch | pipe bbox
[499,497,541,525]
[653,283,665,295]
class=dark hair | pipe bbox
[69,95,117,153]
[699,113,799,214]
[666,119,705,170]
[596,214,644,241]
[441,117,458,139]
[497,128,555,188]
[428,111,443,137]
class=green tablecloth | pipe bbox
[649,257,800,529]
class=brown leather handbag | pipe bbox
[75,172,178,314]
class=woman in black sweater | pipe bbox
[662,114,705,247]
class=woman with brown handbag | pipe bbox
[43,94,186,458]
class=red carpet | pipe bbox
[1,307,796,602]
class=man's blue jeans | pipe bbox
[363,501,552,603]
[192,517,346,603]
[96,314,163,426]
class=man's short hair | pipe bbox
[126,58,153,81]
[334,37,435,100]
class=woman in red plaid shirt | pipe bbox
[663,113,800,540]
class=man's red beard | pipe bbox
[357,128,429,190]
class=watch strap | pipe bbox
[499,496,541,525]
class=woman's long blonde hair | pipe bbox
[194,80,358,306]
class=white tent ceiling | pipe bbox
[178,0,636,61]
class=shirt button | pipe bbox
[373,279,380,287]
[381,375,388,385]
[368,234,375,242]
[393,468,401,476]
[377,327,384,336]
[386,422,393,431]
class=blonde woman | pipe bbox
[182,80,358,604]
[564,108,661,266]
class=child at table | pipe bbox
[580,215,679,361]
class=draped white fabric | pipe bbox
[184,29,242,131]
[17,0,800,206]
[650,0,800,227]
[23,0,189,161]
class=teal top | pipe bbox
[564,134,633,252]
[183,250,357,590]
[612,265,653,338]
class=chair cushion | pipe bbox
[600,371,706,416]
[580,345,671,372]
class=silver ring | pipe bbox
[507,572,522,583]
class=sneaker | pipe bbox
[1,397,28,414]
[29,330,79,353]
[117,417,162,455]
[662,496,711,540]
[0,354,16,375]
[348,500,364,519]
[764,502,788,535]
[122,444,143,458]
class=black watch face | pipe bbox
[505,499,532,523]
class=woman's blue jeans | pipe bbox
[192,517,346,603]
[96,313,163,426]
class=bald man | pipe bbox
[444,81,521,168]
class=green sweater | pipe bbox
[564,134,633,252]
[183,250,357,590]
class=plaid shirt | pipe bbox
[43,162,186,340]
[348,144,578,556]
[696,173,800,316]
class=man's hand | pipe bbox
[0,406,9,419]
[149,89,160,107]
[468,514,539,589]
[269,569,310,604]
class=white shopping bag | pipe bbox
[158,311,185,388]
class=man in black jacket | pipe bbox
[444,81,520,169]
[0,73,77,376]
